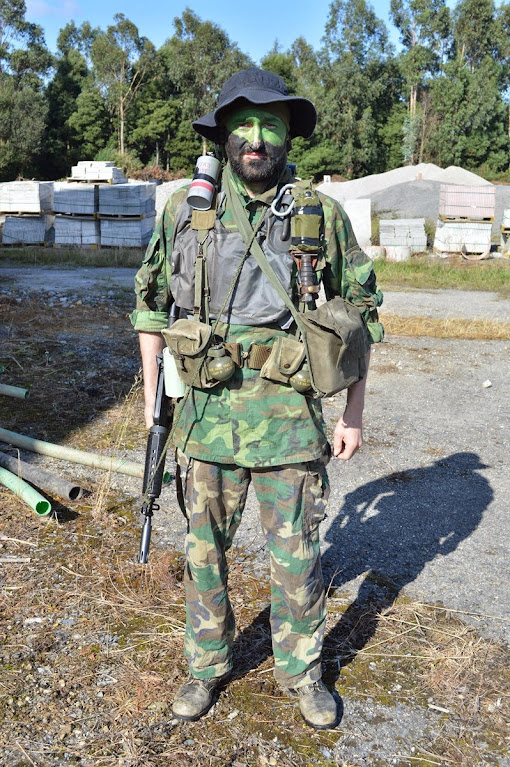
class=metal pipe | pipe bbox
[0,427,144,479]
[0,466,52,516]
[0,451,87,501]
[0,383,29,399]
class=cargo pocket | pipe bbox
[303,458,330,545]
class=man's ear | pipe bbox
[217,126,229,146]
[286,137,292,151]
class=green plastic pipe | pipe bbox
[0,383,29,399]
[0,466,52,516]
[0,427,144,479]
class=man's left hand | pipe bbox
[333,416,363,460]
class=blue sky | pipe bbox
[25,0,400,60]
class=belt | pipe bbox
[223,342,272,370]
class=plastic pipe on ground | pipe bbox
[0,466,52,516]
[0,451,87,501]
[0,427,144,479]
[0,383,29,399]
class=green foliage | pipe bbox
[168,119,202,175]
[67,85,110,160]
[0,75,47,179]
[94,148,142,176]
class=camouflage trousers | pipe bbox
[176,448,330,689]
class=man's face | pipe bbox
[223,106,289,188]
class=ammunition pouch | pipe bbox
[260,336,306,384]
[162,318,220,389]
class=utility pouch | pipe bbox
[260,335,306,385]
[299,297,370,397]
[162,318,219,389]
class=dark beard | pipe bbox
[225,133,287,188]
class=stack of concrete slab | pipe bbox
[98,181,156,217]
[2,215,53,245]
[0,181,54,213]
[54,182,98,215]
[438,184,495,221]
[70,161,127,184]
[434,184,495,255]
[0,181,54,245]
[54,216,100,247]
[100,216,155,247]
[379,218,427,254]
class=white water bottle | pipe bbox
[163,347,186,398]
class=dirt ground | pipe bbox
[0,261,508,767]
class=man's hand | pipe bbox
[333,416,363,460]
[332,349,371,461]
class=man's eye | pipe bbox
[263,123,276,129]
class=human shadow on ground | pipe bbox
[321,451,492,682]
[231,452,492,685]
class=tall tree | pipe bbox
[159,7,252,148]
[91,14,156,154]
[390,0,451,163]
[0,0,51,179]
[320,0,397,177]
[43,23,99,178]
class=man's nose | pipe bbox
[250,122,263,148]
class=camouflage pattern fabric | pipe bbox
[176,448,330,688]
[130,164,384,467]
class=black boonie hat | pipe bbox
[192,66,317,143]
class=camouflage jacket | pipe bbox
[131,165,384,468]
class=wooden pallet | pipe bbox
[54,211,98,219]
[97,212,148,220]
[0,211,52,216]
[1,241,48,247]
[52,242,99,249]
[66,177,116,185]
[439,214,494,223]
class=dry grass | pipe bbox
[1,501,508,766]
[381,312,510,340]
[1,263,509,766]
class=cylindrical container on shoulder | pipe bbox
[186,155,221,210]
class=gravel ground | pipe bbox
[1,263,509,767]
[1,263,508,645]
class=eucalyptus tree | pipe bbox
[91,14,156,154]
[320,0,397,177]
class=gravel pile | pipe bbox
[317,162,492,202]
[155,179,191,218]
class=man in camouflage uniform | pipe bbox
[131,67,383,729]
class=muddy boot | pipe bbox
[296,680,338,730]
[171,676,224,721]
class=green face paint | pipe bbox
[223,105,289,192]
[225,107,288,148]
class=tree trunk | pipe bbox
[119,99,125,155]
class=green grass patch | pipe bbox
[375,254,510,296]
[0,246,144,268]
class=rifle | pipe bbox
[137,304,179,564]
